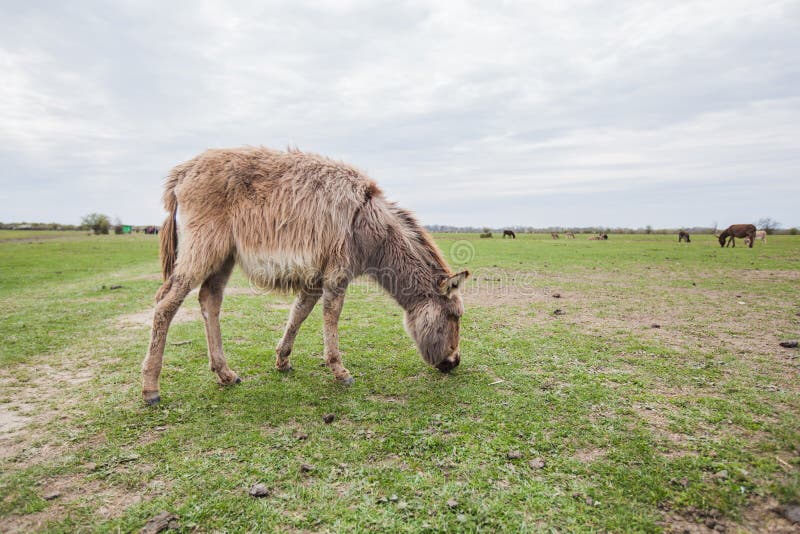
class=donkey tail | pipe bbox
[159,163,188,281]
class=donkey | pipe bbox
[678,230,691,243]
[718,224,756,248]
[565,231,575,239]
[755,230,767,244]
[141,147,470,405]
[550,232,559,239]
[502,230,516,239]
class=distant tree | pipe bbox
[789,227,798,236]
[757,217,781,235]
[645,225,653,234]
[81,213,110,235]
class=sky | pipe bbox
[1,0,799,229]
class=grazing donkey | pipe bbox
[565,231,575,239]
[502,230,516,239]
[755,230,767,244]
[142,147,470,405]
[678,230,691,243]
[718,224,756,248]
[550,232,559,239]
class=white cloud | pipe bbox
[1,0,798,227]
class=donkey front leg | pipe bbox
[275,288,322,372]
[322,287,353,385]
[142,276,194,405]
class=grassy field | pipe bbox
[1,232,798,532]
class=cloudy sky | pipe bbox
[2,1,799,228]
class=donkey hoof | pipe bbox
[338,376,355,386]
[143,392,161,406]
[277,364,293,373]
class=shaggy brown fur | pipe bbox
[502,230,515,239]
[718,224,756,248]
[550,232,559,239]
[678,230,691,243]
[142,147,469,404]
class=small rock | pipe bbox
[109,285,123,290]
[397,501,408,509]
[552,309,565,316]
[388,494,399,502]
[779,341,798,348]
[777,504,800,523]
[299,463,315,473]
[249,483,270,498]
[585,497,594,506]
[140,511,178,534]
[294,432,308,440]
[651,323,661,329]
[42,489,61,501]
[552,293,561,298]
[714,469,728,480]
[507,450,523,460]
[529,458,545,469]
[447,498,459,508]
[322,413,335,424]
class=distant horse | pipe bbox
[755,230,767,244]
[551,232,559,239]
[589,234,608,241]
[718,224,756,248]
[565,231,575,239]
[503,230,516,239]
[678,230,691,243]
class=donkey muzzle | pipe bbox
[436,352,460,373]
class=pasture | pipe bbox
[1,231,798,532]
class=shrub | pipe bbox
[81,213,110,235]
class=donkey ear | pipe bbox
[439,270,470,296]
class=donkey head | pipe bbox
[404,270,470,373]
[718,233,727,247]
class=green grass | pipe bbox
[1,233,798,532]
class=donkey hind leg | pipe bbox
[322,286,353,385]
[199,257,240,385]
[275,288,322,372]
[142,274,195,405]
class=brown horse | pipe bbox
[678,230,691,243]
[503,230,516,239]
[550,232,559,239]
[718,224,756,248]
[142,147,469,405]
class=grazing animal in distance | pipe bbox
[565,231,575,239]
[678,230,691,243]
[755,230,767,244]
[141,147,470,405]
[502,230,516,239]
[551,232,559,239]
[718,224,756,248]
[588,235,606,241]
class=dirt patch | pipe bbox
[1,475,147,533]
[661,497,799,533]
[572,448,607,463]
[115,306,202,328]
[0,365,93,463]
